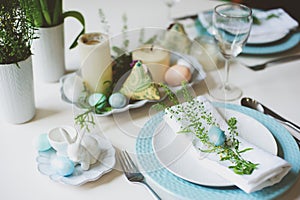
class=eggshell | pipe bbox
[34,133,52,152]
[164,64,192,86]
[51,156,75,177]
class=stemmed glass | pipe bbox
[209,3,252,101]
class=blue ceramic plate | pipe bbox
[242,32,300,55]
[135,103,300,200]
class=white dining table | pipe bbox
[1,0,300,199]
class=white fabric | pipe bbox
[197,8,299,44]
[248,8,298,43]
[164,96,291,193]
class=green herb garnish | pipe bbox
[253,13,280,25]
[157,82,259,175]
[74,108,95,132]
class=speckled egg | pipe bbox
[164,64,192,86]
[88,93,107,109]
[109,92,127,108]
[51,156,75,177]
[208,125,226,146]
[34,133,52,152]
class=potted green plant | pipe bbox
[24,0,85,82]
[0,0,37,123]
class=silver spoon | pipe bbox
[241,97,300,144]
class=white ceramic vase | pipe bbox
[32,23,65,82]
[0,56,36,123]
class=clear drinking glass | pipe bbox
[209,3,252,101]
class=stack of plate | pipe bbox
[135,103,300,199]
[195,9,300,55]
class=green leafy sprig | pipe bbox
[74,82,112,132]
[74,108,95,132]
[74,83,95,132]
[98,8,110,35]
[253,13,280,25]
[158,82,259,175]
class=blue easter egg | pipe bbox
[208,126,226,146]
[34,133,51,151]
[109,93,127,108]
[51,156,75,177]
[88,93,107,108]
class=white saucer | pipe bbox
[36,134,115,186]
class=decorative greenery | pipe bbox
[0,0,36,65]
[25,0,63,27]
[74,82,112,132]
[23,0,85,49]
[98,8,110,34]
[74,108,95,132]
[156,82,259,175]
[253,13,279,25]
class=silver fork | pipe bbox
[118,150,161,200]
[247,54,300,71]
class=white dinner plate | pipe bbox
[152,108,278,187]
[247,30,289,44]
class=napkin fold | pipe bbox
[163,96,291,193]
[197,8,299,44]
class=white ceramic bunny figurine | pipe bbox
[60,128,101,170]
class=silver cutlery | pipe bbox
[246,54,300,71]
[118,150,161,200]
[241,97,300,145]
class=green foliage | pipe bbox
[23,0,63,27]
[23,0,85,49]
[98,8,110,34]
[74,108,95,133]
[0,0,36,64]
[253,13,280,25]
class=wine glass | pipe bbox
[209,3,252,101]
[162,0,181,20]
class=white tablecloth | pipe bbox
[1,0,300,199]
